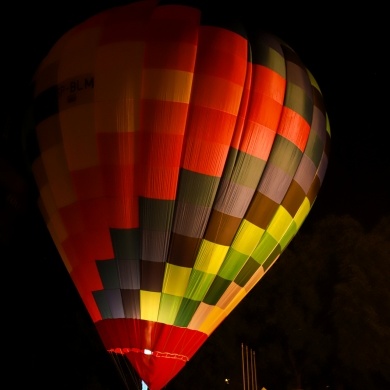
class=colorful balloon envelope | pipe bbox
[28,0,330,388]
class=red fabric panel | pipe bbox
[96,318,208,390]
[278,107,310,151]
[141,100,189,135]
[144,42,197,71]
[196,27,248,83]
[140,132,184,168]
[98,132,137,166]
[234,65,285,155]
[97,132,139,228]
[71,265,103,322]
[98,0,158,44]
[59,203,84,235]
[62,229,114,267]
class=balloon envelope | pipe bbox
[28,0,330,388]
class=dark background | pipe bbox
[1,1,388,389]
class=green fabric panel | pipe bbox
[228,150,266,188]
[110,228,139,260]
[285,81,312,125]
[158,293,183,324]
[96,259,120,289]
[278,218,298,251]
[174,298,200,327]
[185,269,215,301]
[219,147,238,182]
[218,248,248,280]
[251,36,286,78]
[262,245,281,272]
[251,232,278,265]
[234,257,261,287]
[283,45,313,124]
[305,130,325,168]
[178,169,220,206]
[268,136,302,176]
[203,275,231,305]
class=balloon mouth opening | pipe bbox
[108,347,189,362]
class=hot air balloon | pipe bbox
[27,0,330,389]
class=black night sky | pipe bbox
[1,1,388,389]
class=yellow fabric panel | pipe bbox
[60,103,99,170]
[140,291,161,321]
[143,69,193,103]
[194,240,228,274]
[39,148,77,208]
[231,220,264,255]
[95,42,144,101]
[326,115,331,137]
[266,206,293,242]
[162,264,191,296]
[294,197,311,230]
[157,294,182,325]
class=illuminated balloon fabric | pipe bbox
[30,0,330,389]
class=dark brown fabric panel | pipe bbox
[204,210,241,246]
[245,192,278,229]
[121,289,140,318]
[140,260,165,292]
[307,176,321,206]
[282,180,305,217]
[234,257,261,287]
[168,233,202,268]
